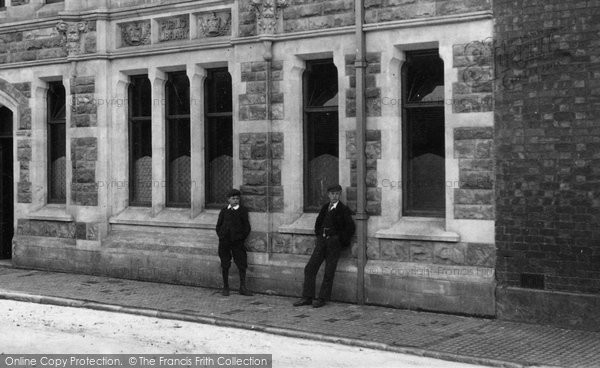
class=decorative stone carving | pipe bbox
[250,0,287,34]
[157,15,189,42]
[119,20,151,47]
[56,21,88,56]
[197,11,231,38]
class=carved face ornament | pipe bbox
[126,24,142,43]
[251,0,287,34]
[56,21,88,55]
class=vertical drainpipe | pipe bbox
[354,0,368,305]
[264,40,273,256]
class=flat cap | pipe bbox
[227,189,241,197]
[327,184,342,192]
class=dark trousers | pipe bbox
[302,235,342,301]
[218,239,247,271]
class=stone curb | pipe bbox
[0,289,530,368]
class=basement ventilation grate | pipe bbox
[520,273,545,289]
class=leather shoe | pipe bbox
[293,298,312,307]
[312,299,326,308]
[239,286,253,296]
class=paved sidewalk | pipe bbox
[0,264,598,368]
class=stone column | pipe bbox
[188,64,206,218]
[63,74,73,209]
[30,81,48,208]
[380,48,404,224]
[282,57,305,215]
[111,73,130,214]
[149,68,166,216]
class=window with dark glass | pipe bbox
[46,0,64,4]
[128,75,152,206]
[205,68,233,208]
[47,81,66,204]
[0,1,6,10]
[165,71,191,207]
[402,50,445,217]
[303,60,339,212]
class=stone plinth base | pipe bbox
[497,287,600,332]
[12,234,495,315]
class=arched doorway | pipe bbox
[0,106,13,259]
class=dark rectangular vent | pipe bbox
[521,273,545,289]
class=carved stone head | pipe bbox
[121,21,151,47]
[56,21,88,55]
[250,0,287,34]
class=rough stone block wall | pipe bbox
[238,0,257,37]
[346,130,381,215]
[453,40,493,113]
[495,0,600,294]
[245,231,268,252]
[0,22,96,65]
[345,52,381,118]
[0,28,64,64]
[239,132,284,213]
[368,239,495,268]
[454,127,494,220]
[70,77,98,206]
[366,238,496,315]
[71,137,98,206]
[283,0,354,33]
[70,76,97,128]
[271,232,355,258]
[16,219,98,240]
[239,0,491,36]
[365,0,491,24]
[239,60,283,121]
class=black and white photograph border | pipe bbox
[0,0,599,367]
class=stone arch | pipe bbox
[0,77,26,259]
[0,77,29,130]
[0,83,21,114]
[0,77,32,204]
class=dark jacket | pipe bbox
[216,205,251,242]
[314,201,356,248]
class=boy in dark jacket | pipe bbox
[293,184,356,308]
[215,189,252,296]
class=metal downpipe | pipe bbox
[354,0,368,305]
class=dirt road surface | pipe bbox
[0,300,489,368]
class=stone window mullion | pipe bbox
[149,68,166,216]
[188,65,206,217]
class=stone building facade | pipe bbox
[1,0,496,317]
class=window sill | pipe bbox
[278,213,318,235]
[375,217,460,243]
[26,205,73,222]
[109,207,219,229]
